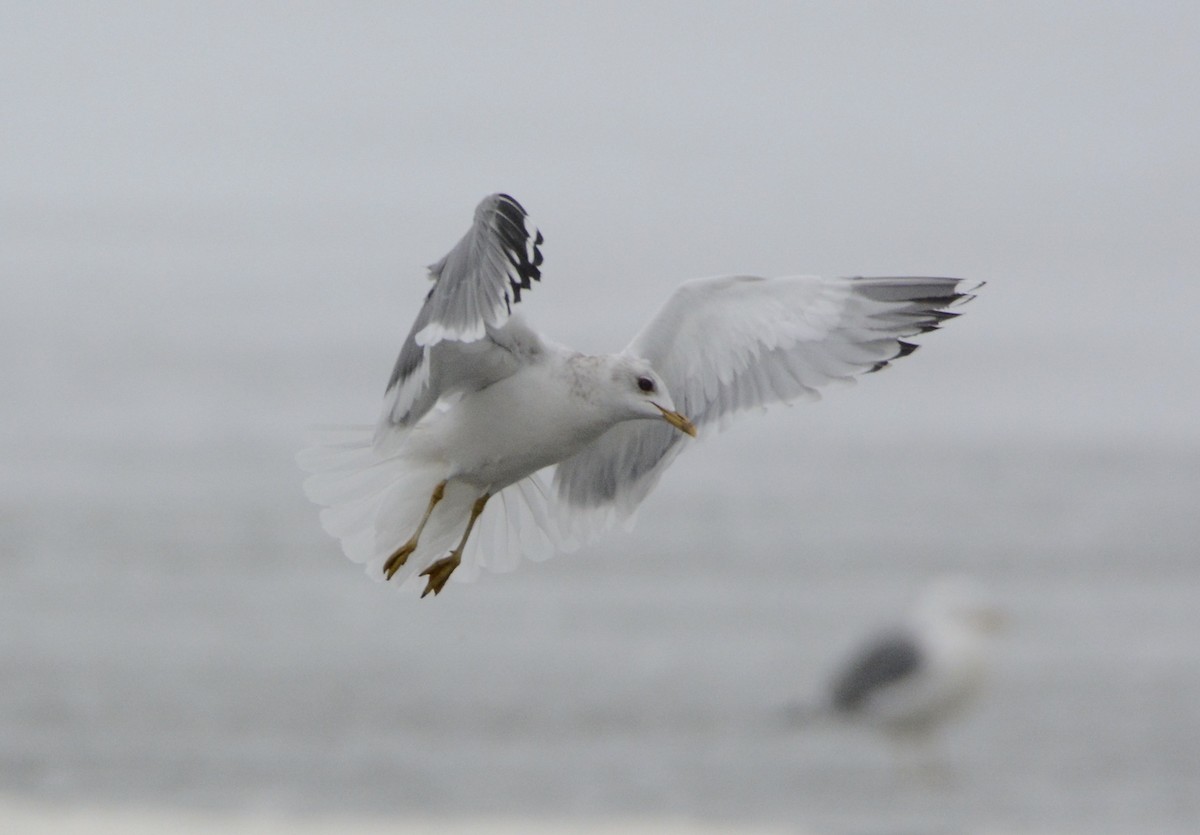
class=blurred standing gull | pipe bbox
[812,577,1005,751]
[300,194,979,597]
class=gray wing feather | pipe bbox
[831,632,923,713]
[554,420,682,523]
[415,193,543,346]
[378,194,544,432]
[385,298,435,394]
[554,275,977,523]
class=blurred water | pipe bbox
[3,294,1199,834]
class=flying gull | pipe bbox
[300,194,979,597]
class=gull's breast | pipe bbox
[437,360,614,490]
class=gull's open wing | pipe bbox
[377,194,545,444]
[553,275,978,533]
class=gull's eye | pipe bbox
[637,376,656,393]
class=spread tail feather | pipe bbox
[299,428,567,591]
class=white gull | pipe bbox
[300,194,978,597]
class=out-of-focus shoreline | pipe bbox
[0,798,791,835]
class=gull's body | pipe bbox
[410,342,669,492]
[300,194,979,596]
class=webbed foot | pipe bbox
[382,540,417,580]
[419,554,461,598]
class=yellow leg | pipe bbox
[383,480,446,580]
[420,492,490,598]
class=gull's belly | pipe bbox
[436,367,608,490]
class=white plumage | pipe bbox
[300,194,978,596]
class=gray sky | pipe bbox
[3,2,1198,444]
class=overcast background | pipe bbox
[3,3,1199,834]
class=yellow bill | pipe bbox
[655,404,698,437]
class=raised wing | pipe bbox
[553,275,977,532]
[378,194,545,439]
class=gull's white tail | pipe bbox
[298,428,564,591]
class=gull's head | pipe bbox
[913,576,1006,637]
[602,356,697,437]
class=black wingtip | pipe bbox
[850,276,980,373]
[495,193,526,213]
[914,309,961,333]
[490,194,544,304]
[868,340,920,373]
